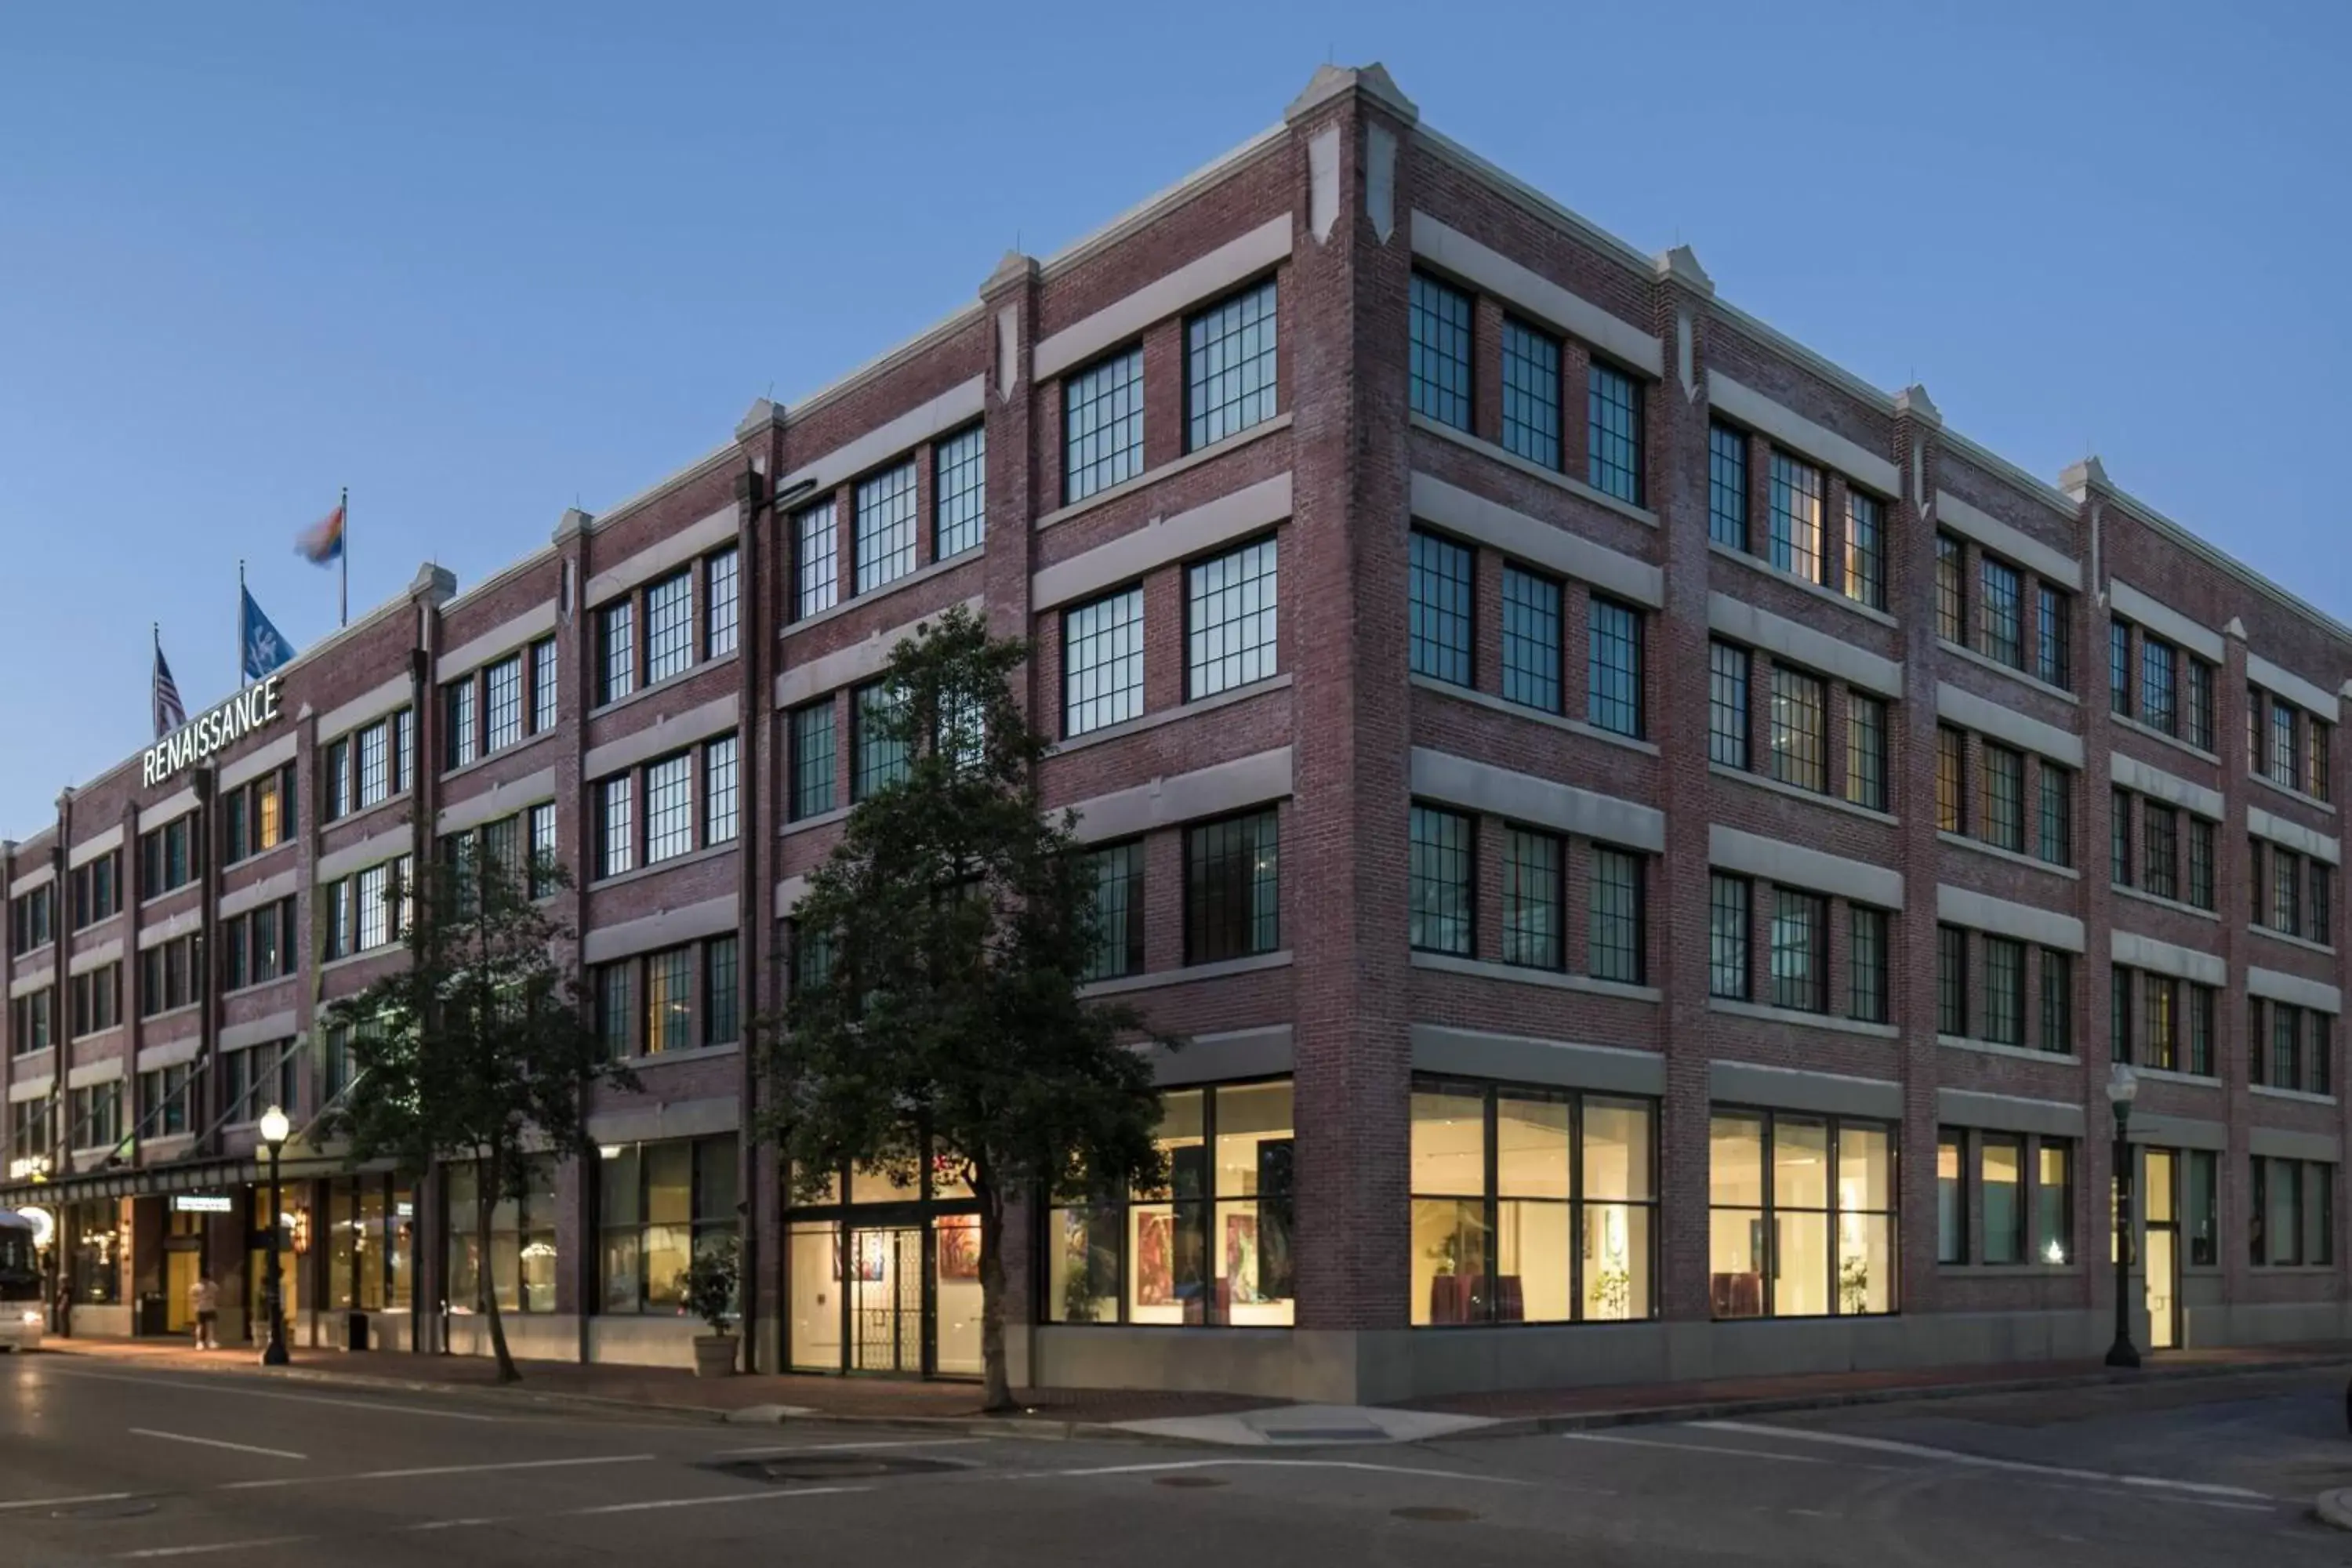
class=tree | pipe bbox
[762,605,1174,1410]
[323,843,630,1384]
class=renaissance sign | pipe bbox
[142,675,285,788]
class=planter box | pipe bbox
[693,1334,739,1378]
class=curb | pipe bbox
[1450,1354,2352,1442]
[2316,1489,2352,1533]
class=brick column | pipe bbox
[1893,384,1947,1314]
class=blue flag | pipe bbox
[241,587,295,681]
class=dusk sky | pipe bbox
[4,2,2346,834]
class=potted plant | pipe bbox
[678,1236,741,1378]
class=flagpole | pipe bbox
[238,559,247,688]
[339,486,349,629]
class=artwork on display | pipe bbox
[833,1232,887,1283]
[936,1216,980,1282]
[1134,1212,1174,1306]
[1225,1214,1261,1304]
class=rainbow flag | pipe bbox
[295,501,346,564]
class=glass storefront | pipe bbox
[1709,1109,1896,1319]
[66,1198,125,1306]
[1045,1079,1295,1328]
[324,1174,416,1313]
[446,1158,557,1314]
[598,1135,737,1315]
[786,1137,983,1378]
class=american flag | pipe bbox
[151,633,186,739]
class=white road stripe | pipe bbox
[710,1438,985,1458]
[131,1428,307,1461]
[218,1453,656,1490]
[568,1484,872,1515]
[1013,1458,1537,1486]
[1559,1431,1879,1468]
[118,1537,312,1560]
[1693,1421,2274,1501]
[48,1367,502,1421]
[0,1490,137,1514]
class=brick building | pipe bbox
[4,63,2347,1401]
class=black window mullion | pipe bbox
[1483,1088,1500,1327]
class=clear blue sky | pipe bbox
[4,2,2346,836]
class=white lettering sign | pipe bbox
[172,1194,233,1214]
[142,676,285,789]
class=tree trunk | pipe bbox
[976,1178,1012,1412]
[478,1162,519,1384]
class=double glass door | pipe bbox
[2143,1149,2178,1352]
[851,1228,924,1373]
[788,1212,983,1379]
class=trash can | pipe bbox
[136,1293,169,1338]
[345,1311,369,1352]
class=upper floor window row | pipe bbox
[2249,684,2332,804]
[1061,536,1280,740]
[1711,638,1889,813]
[68,850,123,930]
[322,706,416,825]
[1410,528,1646,741]
[592,732,740,882]
[223,764,297,866]
[792,424,990,622]
[2105,618,2216,752]
[137,815,202,899]
[1714,423,1884,612]
[8,884,54,955]
[1938,533,2072,690]
[593,544,739,707]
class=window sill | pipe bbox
[2248,771,2336,816]
[2251,1083,2338,1106]
[2249,924,2335,958]
[1707,541,1899,630]
[780,806,851,839]
[321,791,416,838]
[2252,1264,2342,1276]
[217,977,294,1002]
[781,546,985,640]
[590,840,739,893]
[1937,1033,2076,1065]
[1713,762,1896,826]
[2132,1065,2220,1090]
[1079,949,1292,997]
[137,887,201,913]
[440,725,562,786]
[1937,1263,2081,1279]
[67,913,125,942]
[584,649,742,727]
[1708,997,1897,1038]
[1051,674,1295,757]
[9,1046,53,1065]
[136,1002,205,1029]
[1941,831,2076,879]
[221,840,298,876]
[1406,412,1662,530]
[1936,639,2079,706]
[1036,413,1294,532]
[612,1040,740,1070]
[321,945,402,977]
[2111,883,2217,920]
[1409,675,1661,757]
[9,942,56,967]
[2108,714,2219,769]
[1409,951,1661,1002]
[67,1025,124,1047]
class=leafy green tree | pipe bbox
[324,845,630,1383]
[763,605,1173,1409]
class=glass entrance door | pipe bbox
[2143,1149,2179,1351]
[849,1227,924,1374]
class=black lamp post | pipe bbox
[259,1105,291,1367]
[2105,1064,2141,1370]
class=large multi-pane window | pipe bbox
[1843,492,1884,610]
[1767,452,1824,583]
[2042,949,2074,1055]
[2270,695,2302,793]
[934,423,987,558]
[2186,658,2214,750]
[1981,1136,2026,1265]
[1407,806,1474,956]
[1588,848,1643,985]
[442,678,477,771]
[1934,534,1965,643]
[220,1040,296,1127]
[1849,906,1889,1023]
[9,987,53,1056]
[596,960,635,1060]
[2251,1157,2336,1269]
[2036,585,2071,690]
[1065,586,1145,736]
[10,885,56,956]
[1769,889,1826,1013]
[1983,743,2025,852]
[1407,531,1473,685]
[642,946,694,1055]
[1065,347,1144,503]
[1708,641,1749,768]
[1984,936,2025,1045]
[854,461,918,594]
[2312,717,2335,804]
[794,500,838,620]
[1586,362,1642,505]
[1586,597,1642,738]
[485,655,524,753]
[2140,637,2178,735]
[1408,273,1473,430]
[2108,621,2131,716]
[2112,789,2134,887]
[596,775,634,880]
[1080,841,1145,982]
[702,735,739,846]
[1935,726,1965,833]
[1501,828,1563,971]
[1769,666,1826,792]
[446,1158,558,1315]
[597,1135,738,1316]
[527,803,557,899]
[1936,924,1968,1036]
[789,701,837,821]
[643,754,692,864]
[140,935,198,1018]
[704,936,739,1048]
[1185,810,1279,963]
[2187,816,2215,910]
[1499,318,1561,469]
[223,770,292,866]
[2038,763,2072,867]
[1500,566,1561,713]
[644,569,694,684]
[1708,873,1751,1000]
[597,599,635,707]
[1844,692,1887,812]
[1937,1131,1966,1265]
[1709,1111,1896,1318]
[703,546,739,659]
[2142,802,2180,901]
[1708,423,1748,550]
[1186,538,1277,699]
[1980,557,2022,669]
[852,682,909,800]
[1410,1083,1657,1326]
[529,639,557,733]
[1185,279,1277,450]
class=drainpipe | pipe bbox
[732,455,771,1374]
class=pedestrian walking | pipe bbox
[191,1274,219,1351]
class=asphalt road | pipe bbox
[3,1352,2350,1565]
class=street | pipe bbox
[3,1356,2350,1565]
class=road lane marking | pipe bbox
[0,1491,137,1513]
[568,1484,873,1515]
[131,1428,307,1461]
[1559,1432,1889,1468]
[218,1453,657,1490]
[1013,1458,1537,1486]
[1693,1421,2273,1501]
[47,1367,503,1421]
[118,1538,312,1560]
[710,1438,985,1457]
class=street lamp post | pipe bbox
[259,1105,291,1367]
[2105,1065,2141,1370]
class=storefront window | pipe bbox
[599,1135,739,1314]
[1410,1080,1656,1327]
[1044,1079,1295,1328]
[446,1157,557,1313]
[1709,1109,1896,1319]
[68,1199,124,1305]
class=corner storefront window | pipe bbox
[1709,1109,1896,1319]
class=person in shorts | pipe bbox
[191,1274,219,1350]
